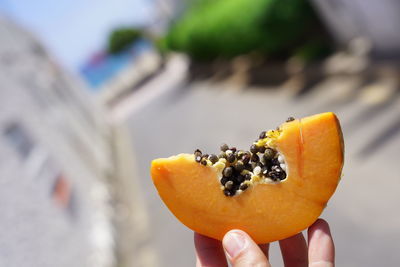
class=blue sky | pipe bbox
[0,0,156,71]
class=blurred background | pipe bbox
[1,0,400,266]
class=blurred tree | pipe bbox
[163,0,331,61]
[107,27,142,54]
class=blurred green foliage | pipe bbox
[163,0,331,61]
[108,28,142,54]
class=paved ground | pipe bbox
[119,60,400,266]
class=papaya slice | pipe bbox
[151,112,344,244]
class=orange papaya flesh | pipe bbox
[151,112,344,244]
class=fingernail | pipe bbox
[223,231,246,258]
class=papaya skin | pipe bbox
[151,112,344,244]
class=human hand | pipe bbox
[194,218,334,267]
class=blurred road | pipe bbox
[117,58,400,266]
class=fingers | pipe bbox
[308,219,335,267]
[194,219,334,267]
[259,243,270,259]
[194,232,228,267]
[222,230,271,267]
[279,232,308,267]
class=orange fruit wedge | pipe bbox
[151,112,344,243]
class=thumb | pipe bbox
[222,230,271,267]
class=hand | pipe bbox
[194,219,334,267]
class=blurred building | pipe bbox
[81,39,154,89]
[150,0,185,34]
[312,0,400,57]
[0,16,154,267]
